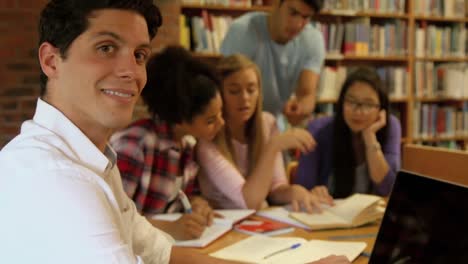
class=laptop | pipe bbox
[369,170,468,264]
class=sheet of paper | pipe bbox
[210,235,305,263]
[150,209,255,247]
[265,240,367,264]
[290,211,349,226]
[174,224,232,247]
[210,235,366,264]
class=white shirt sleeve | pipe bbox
[126,195,173,264]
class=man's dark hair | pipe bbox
[38,0,162,96]
[279,0,324,12]
[142,46,220,125]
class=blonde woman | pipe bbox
[197,54,333,212]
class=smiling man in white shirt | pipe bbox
[1,1,224,264]
[0,1,350,264]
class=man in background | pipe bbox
[221,0,325,127]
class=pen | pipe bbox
[178,190,192,213]
[263,243,301,259]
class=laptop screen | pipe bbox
[369,170,468,264]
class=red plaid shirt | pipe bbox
[110,117,199,216]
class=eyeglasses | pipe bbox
[344,98,380,113]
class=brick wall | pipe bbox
[0,0,181,148]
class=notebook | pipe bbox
[210,235,366,264]
[289,193,384,230]
[152,209,255,247]
[369,170,468,263]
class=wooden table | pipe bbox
[196,216,381,263]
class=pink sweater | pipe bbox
[197,112,288,209]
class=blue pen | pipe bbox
[263,243,301,259]
[178,190,192,213]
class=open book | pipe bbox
[151,209,255,247]
[210,235,366,264]
[256,206,312,230]
[289,193,384,230]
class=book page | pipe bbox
[210,235,306,263]
[256,207,312,230]
[289,194,382,229]
[326,194,381,223]
[289,210,349,227]
[264,240,367,264]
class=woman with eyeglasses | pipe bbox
[294,67,401,200]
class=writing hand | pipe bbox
[191,196,215,226]
[171,213,207,240]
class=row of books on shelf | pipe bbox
[419,141,466,150]
[317,18,407,57]
[414,62,468,98]
[180,12,233,53]
[317,66,408,101]
[322,0,406,14]
[181,0,254,7]
[413,102,468,139]
[414,23,467,58]
[414,0,467,18]
[181,11,409,56]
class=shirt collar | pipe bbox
[33,98,114,174]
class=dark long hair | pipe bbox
[332,67,390,198]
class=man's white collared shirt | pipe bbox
[0,99,172,263]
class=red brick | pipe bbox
[16,0,48,10]
[0,0,16,9]
[0,1,182,145]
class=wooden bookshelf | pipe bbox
[401,137,410,143]
[413,15,468,23]
[178,0,468,150]
[340,55,408,62]
[181,3,271,12]
[416,97,468,102]
[193,52,409,62]
[413,136,468,143]
[317,98,409,104]
[318,10,409,19]
[415,57,468,62]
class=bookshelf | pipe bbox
[178,0,468,150]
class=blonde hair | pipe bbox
[214,54,264,177]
